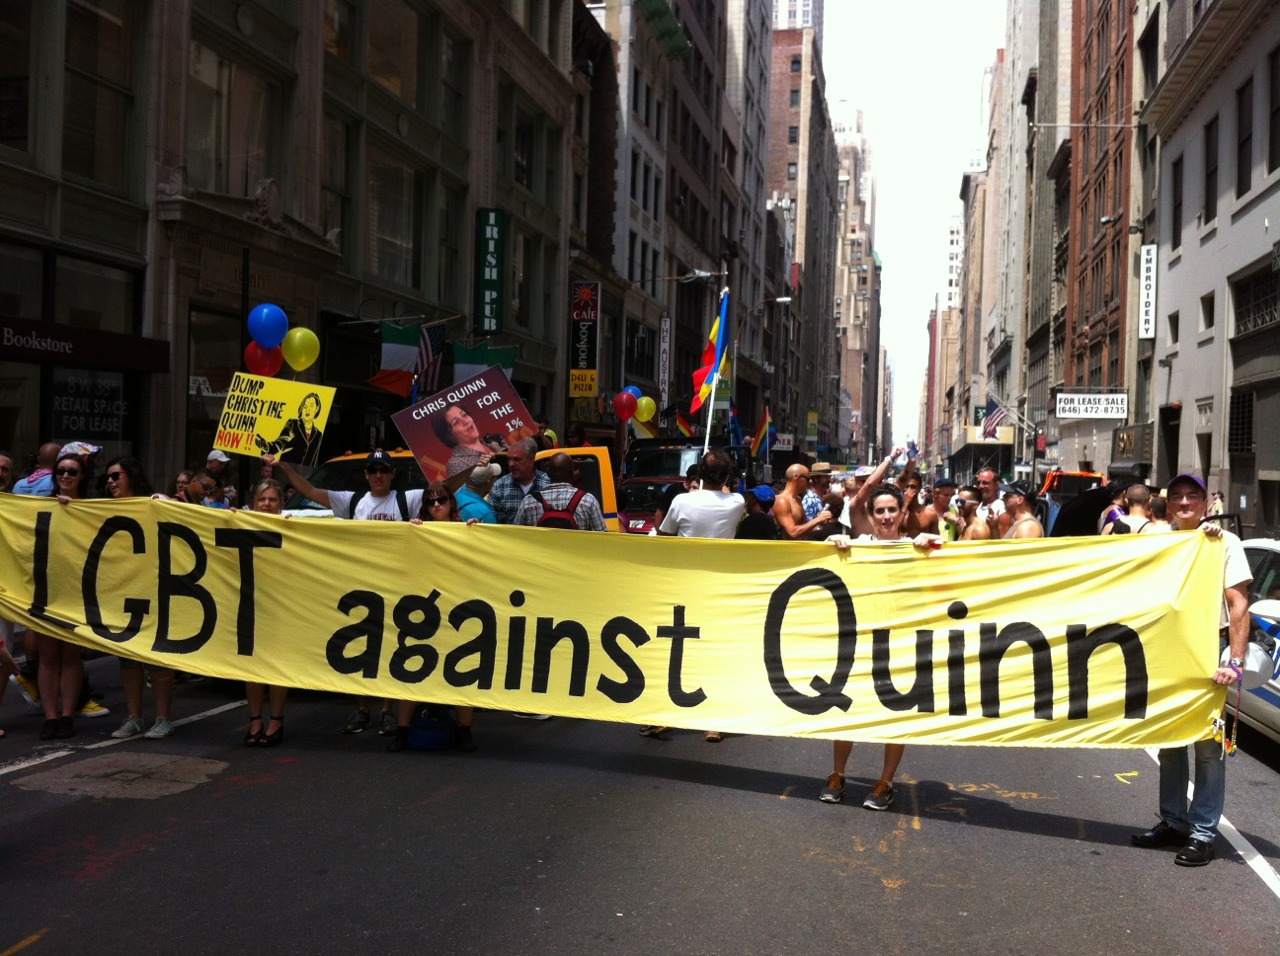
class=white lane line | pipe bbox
[0,699,246,778]
[1144,747,1280,897]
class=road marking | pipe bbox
[1143,747,1280,898]
[0,700,246,779]
[1114,771,1139,784]
[0,929,49,956]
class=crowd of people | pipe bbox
[0,439,1252,867]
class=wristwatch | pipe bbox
[1229,657,1245,667]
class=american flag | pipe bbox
[415,323,448,395]
[981,397,1008,439]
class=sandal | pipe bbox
[638,725,669,738]
[704,731,724,743]
[260,716,284,748]
[245,714,264,746]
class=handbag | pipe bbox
[408,704,457,751]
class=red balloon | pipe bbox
[613,391,637,422]
[245,342,284,376]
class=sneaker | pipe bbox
[511,712,553,720]
[862,780,894,811]
[111,715,146,739]
[143,717,175,739]
[9,672,40,709]
[377,709,397,736]
[77,699,110,719]
[342,709,371,734]
[819,772,845,804]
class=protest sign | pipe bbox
[392,366,537,482]
[213,373,335,468]
[0,494,1228,748]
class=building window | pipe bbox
[1232,267,1280,335]
[513,108,534,189]
[322,115,349,253]
[63,0,135,191]
[1203,115,1218,222]
[187,40,274,198]
[1269,46,1280,173]
[56,256,135,335]
[1170,155,1183,249]
[787,162,797,180]
[436,180,465,308]
[1237,78,1254,197]
[439,29,468,140]
[368,0,418,106]
[788,125,798,144]
[1167,310,1180,346]
[325,0,355,62]
[1228,391,1255,455]
[790,89,800,108]
[790,55,801,73]
[365,143,420,288]
[1200,290,1215,331]
[0,2,31,154]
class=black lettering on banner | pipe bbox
[388,590,442,683]
[532,617,590,696]
[1065,623,1148,718]
[656,605,707,707]
[504,591,526,690]
[947,601,969,715]
[154,521,216,654]
[28,511,76,628]
[979,621,1054,719]
[444,598,497,689]
[83,516,150,643]
[596,616,648,703]
[214,528,283,656]
[870,628,935,712]
[763,570,855,715]
[327,590,384,678]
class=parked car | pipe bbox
[1237,538,1280,744]
[617,476,683,534]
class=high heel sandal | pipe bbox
[260,716,284,747]
[245,715,264,746]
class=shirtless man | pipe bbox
[838,446,905,536]
[921,476,958,538]
[901,474,927,535]
[773,463,834,540]
[999,480,1044,538]
[955,485,992,540]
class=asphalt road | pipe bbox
[2,656,1279,956]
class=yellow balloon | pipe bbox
[635,396,656,422]
[281,326,320,371]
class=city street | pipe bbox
[1,656,1278,955]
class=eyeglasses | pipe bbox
[106,471,125,482]
[56,467,81,477]
[366,466,392,475]
[426,495,452,506]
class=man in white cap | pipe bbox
[206,449,238,507]
[456,463,499,524]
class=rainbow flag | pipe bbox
[676,410,695,437]
[751,406,772,457]
[689,290,730,414]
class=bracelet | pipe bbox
[1226,663,1243,681]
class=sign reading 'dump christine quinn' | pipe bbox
[0,494,1230,747]
[1056,392,1129,419]
[568,282,600,398]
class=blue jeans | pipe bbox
[1157,739,1225,843]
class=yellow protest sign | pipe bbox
[213,373,335,468]
[0,494,1227,747]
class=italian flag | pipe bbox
[368,322,419,396]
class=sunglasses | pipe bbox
[366,466,392,475]
[200,481,217,491]
[56,467,81,477]
[426,495,452,506]
[106,471,125,481]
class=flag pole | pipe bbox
[701,287,729,457]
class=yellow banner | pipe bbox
[0,494,1227,747]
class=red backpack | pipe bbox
[528,488,585,529]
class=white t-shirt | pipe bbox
[660,488,745,539]
[329,488,425,521]
[1221,529,1252,627]
[975,498,1006,524]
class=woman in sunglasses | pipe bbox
[102,457,178,741]
[241,479,290,747]
[392,481,477,752]
[38,455,95,739]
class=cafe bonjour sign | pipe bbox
[568,282,600,398]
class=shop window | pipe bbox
[365,144,421,288]
[0,242,42,319]
[55,256,134,335]
[63,0,135,191]
[186,40,275,198]
[0,2,31,154]
[368,0,418,106]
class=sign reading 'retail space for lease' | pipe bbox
[0,494,1229,749]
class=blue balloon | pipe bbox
[247,303,289,349]
[623,385,642,399]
